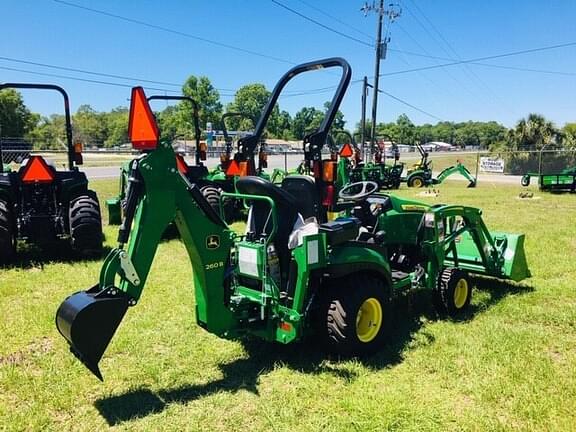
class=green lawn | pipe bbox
[0,179,575,431]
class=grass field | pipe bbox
[0,178,575,431]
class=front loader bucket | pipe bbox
[56,285,130,380]
[495,232,531,282]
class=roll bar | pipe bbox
[236,58,351,161]
[147,95,202,165]
[0,83,74,169]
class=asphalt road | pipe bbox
[81,154,522,185]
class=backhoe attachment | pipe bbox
[56,87,236,380]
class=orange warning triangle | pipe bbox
[340,142,353,158]
[226,160,241,176]
[175,154,189,174]
[21,156,54,183]
[128,87,159,150]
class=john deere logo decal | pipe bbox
[206,235,220,250]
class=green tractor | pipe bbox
[208,111,260,180]
[333,132,403,190]
[55,60,530,382]
[0,83,102,262]
[405,143,477,188]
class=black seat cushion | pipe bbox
[236,176,300,287]
[281,175,325,223]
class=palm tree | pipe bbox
[509,114,558,150]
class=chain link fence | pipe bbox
[476,149,576,176]
[0,137,32,164]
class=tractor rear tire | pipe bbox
[521,175,530,187]
[407,174,425,188]
[0,199,16,263]
[433,267,472,317]
[69,191,103,254]
[318,275,390,355]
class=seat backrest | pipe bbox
[236,177,299,281]
[281,175,325,223]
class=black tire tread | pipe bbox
[69,191,103,253]
[434,267,472,316]
[319,274,390,355]
[0,198,15,262]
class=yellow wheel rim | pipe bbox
[413,178,423,188]
[453,278,469,309]
[356,298,383,343]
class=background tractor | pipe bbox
[0,83,102,262]
[405,142,477,188]
[337,133,403,190]
[55,61,530,382]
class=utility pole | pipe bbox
[360,76,373,160]
[361,1,401,160]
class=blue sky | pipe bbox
[1,0,575,128]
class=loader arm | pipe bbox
[420,205,529,284]
[56,143,237,380]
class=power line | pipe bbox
[0,55,353,99]
[378,89,443,121]
[403,0,512,116]
[0,65,236,97]
[294,0,374,41]
[270,0,373,47]
[387,46,576,76]
[53,0,297,65]
[0,55,235,92]
[280,78,443,121]
[0,65,176,92]
[380,41,576,77]
[469,62,576,76]
[1,64,443,122]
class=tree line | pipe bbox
[0,75,574,151]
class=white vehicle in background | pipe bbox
[422,141,455,152]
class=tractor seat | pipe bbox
[236,176,300,288]
[281,175,325,223]
[236,176,298,241]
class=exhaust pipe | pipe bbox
[56,285,131,380]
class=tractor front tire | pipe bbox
[434,267,472,317]
[408,174,425,188]
[521,175,530,187]
[0,199,15,263]
[319,275,390,355]
[69,191,103,254]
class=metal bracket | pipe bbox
[119,250,140,286]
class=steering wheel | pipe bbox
[338,181,379,201]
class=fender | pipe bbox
[326,244,392,291]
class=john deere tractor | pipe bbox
[55,60,530,382]
[405,143,477,188]
[0,83,102,262]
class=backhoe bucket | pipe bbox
[55,285,130,380]
[467,179,477,188]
